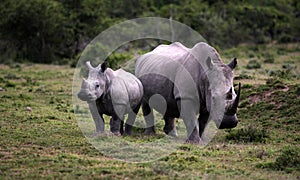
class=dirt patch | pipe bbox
[248,85,289,108]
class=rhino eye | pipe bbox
[226,93,232,100]
[95,84,100,88]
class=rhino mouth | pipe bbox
[218,82,241,129]
[77,90,97,101]
[219,114,238,129]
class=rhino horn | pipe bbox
[86,61,93,70]
[228,82,241,114]
[81,78,89,89]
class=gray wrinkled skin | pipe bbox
[135,42,241,143]
[78,62,143,136]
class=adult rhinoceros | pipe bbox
[135,42,241,143]
[77,61,143,136]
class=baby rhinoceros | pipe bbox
[77,61,143,136]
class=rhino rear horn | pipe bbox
[228,58,237,70]
[86,61,93,70]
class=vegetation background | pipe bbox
[0,0,299,64]
[0,0,299,179]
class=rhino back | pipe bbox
[136,42,204,99]
[112,69,143,108]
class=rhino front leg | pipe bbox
[109,117,122,136]
[110,104,126,135]
[177,99,200,143]
[88,102,105,136]
[142,101,156,135]
[163,116,178,137]
[198,113,209,138]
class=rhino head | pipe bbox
[206,57,241,129]
[77,61,109,102]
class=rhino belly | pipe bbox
[139,74,180,117]
[96,97,114,116]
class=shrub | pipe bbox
[248,53,255,58]
[263,53,275,63]
[235,71,253,80]
[274,146,300,172]
[282,64,297,70]
[246,60,261,69]
[226,125,269,143]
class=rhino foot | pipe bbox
[91,131,106,138]
[123,124,133,136]
[109,131,121,136]
[144,127,156,135]
[123,130,133,136]
[185,138,200,144]
[167,128,178,137]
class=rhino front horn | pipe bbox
[81,78,89,89]
[231,82,241,113]
[227,82,241,115]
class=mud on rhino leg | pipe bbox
[177,99,200,143]
[163,116,178,137]
[124,103,141,136]
[142,101,156,135]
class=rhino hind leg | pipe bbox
[142,101,156,135]
[163,116,178,137]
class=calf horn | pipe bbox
[228,82,241,114]
[81,78,89,89]
[86,61,93,70]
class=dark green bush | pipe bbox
[263,53,275,63]
[226,125,269,143]
[0,0,299,64]
[235,71,253,80]
[246,60,261,69]
[274,146,300,172]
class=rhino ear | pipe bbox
[100,62,107,73]
[228,58,237,70]
[206,56,214,70]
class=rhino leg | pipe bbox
[142,101,156,135]
[124,103,141,136]
[110,104,126,135]
[88,102,105,136]
[109,117,121,136]
[178,99,200,143]
[163,116,178,137]
[120,120,124,135]
[198,113,209,138]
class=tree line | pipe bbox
[0,0,299,64]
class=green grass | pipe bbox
[0,43,300,179]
